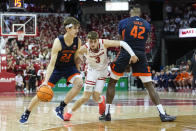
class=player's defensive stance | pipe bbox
[63,31,138,121]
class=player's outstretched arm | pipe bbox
[42,38,61,86]
[103,39,139,63]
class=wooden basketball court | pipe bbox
[0,91,196,131]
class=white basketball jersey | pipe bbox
[85,39,108,70]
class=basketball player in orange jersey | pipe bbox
[100,5,176,122]
[63,31,138,121]
[20,17,84,123]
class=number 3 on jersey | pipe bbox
[95,56,100,63]
[130,25,145,39]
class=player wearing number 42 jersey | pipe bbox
[63,31,138,121]
[99,5,176,122]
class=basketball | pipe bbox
[37,85,54,102]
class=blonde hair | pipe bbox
[87,31,99,39]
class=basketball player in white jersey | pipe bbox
[63,31,138,121]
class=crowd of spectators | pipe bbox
[4,10,156,93]
[164,3,196,34]
[4,4,195,93]
[150,60,196,92]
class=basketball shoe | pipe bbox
[64,112,72,121]
[99,112,111,121]
[54,106,64,120]
[159,113,176,122]
[19,112,30,124]
[98,96,106,115]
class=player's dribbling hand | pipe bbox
[37,81,49,91]
[129,55,139,64]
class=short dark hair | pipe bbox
[87,31,99,39]
[129,4,141,16]
[130,4,141,10]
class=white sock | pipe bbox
[105,104,111,115]
[157,104,165,115]
[67,109,72,114]
[98,96,103,103]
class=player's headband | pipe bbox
[66,24,73,28]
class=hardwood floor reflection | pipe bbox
[44,115,196,131]
[0,91,196,131]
